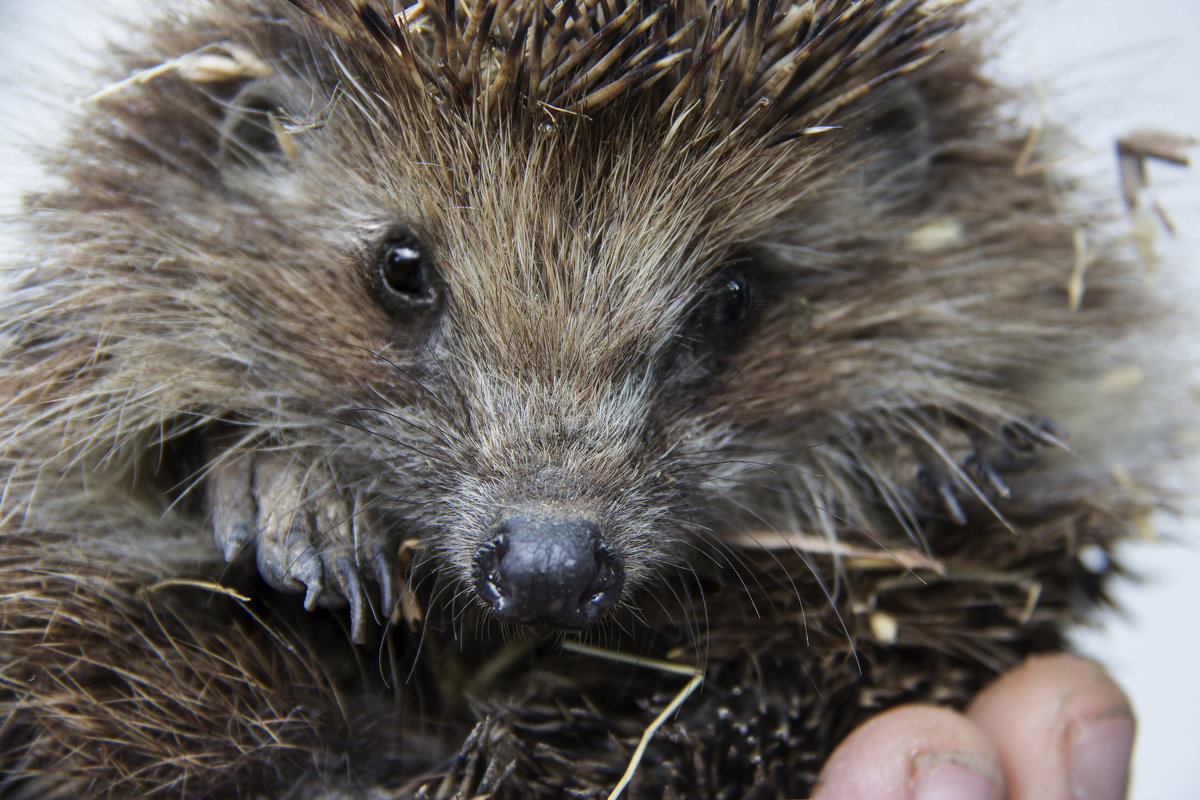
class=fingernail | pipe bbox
[911,751,1003,800]
[1068,709,1135,800]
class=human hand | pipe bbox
[809,654,1135,800]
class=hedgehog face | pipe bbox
[228,98,940,637]
[210,39,941,631]
[313,122,786,629]
[197,47,832,631]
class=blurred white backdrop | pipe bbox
[0,0,1196,797]
[991,4,1200,799]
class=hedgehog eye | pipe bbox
[698,268,756,335]
[664,265,760,381]
[377,237,438,312]
[708,271,755,329]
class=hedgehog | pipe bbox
[0,0,1170,797]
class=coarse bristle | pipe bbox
[288,0,958,134]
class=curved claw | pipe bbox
[208,456,256,561]
[963,452,1012,500]
[915,466,967,526]
[936,479,967,526]
[326,551,367,644]
[995,416,1067,471]
[311,489,373,640]
[1008,415,1067,449]
[293,542,324,613]
[372,550,396,625]
[356,519,396,626]
[219,520,254,562]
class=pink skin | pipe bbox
[809,655,1135,800]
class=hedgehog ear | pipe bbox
[848,80,933,200]
[218,80,295,169]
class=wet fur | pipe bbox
[0,1,1158,797]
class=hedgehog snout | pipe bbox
[473,505,624,627]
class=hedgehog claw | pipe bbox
[327,553,367,643]
[963,452,1011,499]
[217,519,254,562]
[1007,415,1066,449]
[311,491,362,623]
[208,456,256,560]
[937,479,967,526]
[995,415,1066,470]
[300,574,323,611]
[915,465,967,526]
[292,538,324,612]
[348,568,367,644]
[373,553,396,624]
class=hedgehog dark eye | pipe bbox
[376,238,438,312]
[665,265,760,381]
[698,268,756,334]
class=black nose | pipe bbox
[473,505,624,627]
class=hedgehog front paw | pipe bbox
[206,448,394,643]
[915,416,1067,525]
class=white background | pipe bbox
[1,1,1196,797]
[991,3,1200,799]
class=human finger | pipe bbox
[967,653,1135,800]
[810,703,1005,800]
